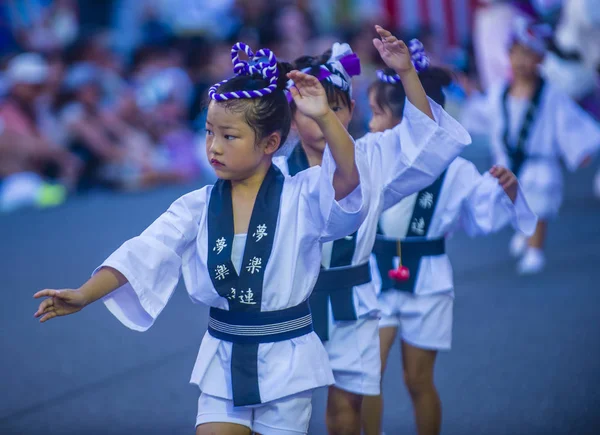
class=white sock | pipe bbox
[518,247,545,275]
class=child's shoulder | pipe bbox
[273,156,322,184]
[173,185,212,211]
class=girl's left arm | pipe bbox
[460,162,537,237]
[288,70,361,200]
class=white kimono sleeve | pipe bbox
[302,145,370,243]
[96,192,203,332]
[459,162,538,237]
[554,92,600,171]
[358,97,471,212]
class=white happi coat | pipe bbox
[96,150,372,404]
[461,81,600,218]
[275,98,472,318]
[373,154,538,299]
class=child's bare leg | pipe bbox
[361,326,398,435]
[326,386,363,435]
[527,220,547,249]
[401,341,441,435]
[196,422,252,435]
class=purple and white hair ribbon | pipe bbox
[409,39,430,72]
[208,42,280,101]
[285,43,362,103]
[376,38,430,84]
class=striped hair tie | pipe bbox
[209,42,280,101]
[376,38,430,84]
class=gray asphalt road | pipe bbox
[1,149,599,435]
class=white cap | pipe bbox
[5,53,49,87]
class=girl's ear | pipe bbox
[263,132,282,156]
[350,99,356,117]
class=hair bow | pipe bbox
[209,42,280,101]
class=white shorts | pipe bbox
[378,290,454,351]
[196,391,312,435]
[324,314,381,396]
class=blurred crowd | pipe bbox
[0,0,598,213]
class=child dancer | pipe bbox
[361,65,538,435]
[34,42,370,435]
[461,17,600,274]
[275,26,471,435]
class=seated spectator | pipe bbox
[134,69,202,187]
[56,62,128,190]
[0,53,79,212]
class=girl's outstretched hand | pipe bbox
[490,165,518,203]
[34,289,87,323]
[287,70,330,120]
[373,25,414,76]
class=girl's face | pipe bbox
[509,43,543,80]
[205,101,280,181]
[293,91,355,154]
[368,89,401,133]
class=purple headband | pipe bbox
[285,52,361,103]
[209,42,279,101]
[376,39,430,84]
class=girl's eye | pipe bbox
[205,129,214,136]
[331,106,342,113]
[224,135,237,140]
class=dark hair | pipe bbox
[212,61,293,148]
[291,50,352,110]
[368,67,452,118]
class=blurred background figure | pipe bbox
[0,53,79,212]
[5,0,79,53]
[472,0,522,90]
[0,0,597,212]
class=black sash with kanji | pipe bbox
[375,171,447,292]
[501,78,545,176]
[287,144,358,341]
[207,164,284,407]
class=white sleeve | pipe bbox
[357,97,471,212]
[554,91,600,171]
[459,163,538,237]
[300,145,371,243]
[97,191,204,331]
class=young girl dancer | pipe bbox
[361,64,538,435]
[462,16,600,274]
[33,42,371,435]
[275,26,472,435]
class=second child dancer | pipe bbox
[275,26,471,435]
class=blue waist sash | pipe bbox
[208,301,313,344]
[373,236,445,293]
[310,262,372,341]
